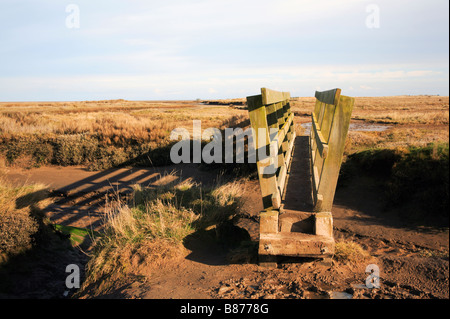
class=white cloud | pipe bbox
[406,70,441,77]
[1,61,447,101]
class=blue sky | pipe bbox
[0,0,448,101]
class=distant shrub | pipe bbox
[53,135,87,165]
[0,133,175,170]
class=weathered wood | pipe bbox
[247,88,294,211]
[311,113,328,159]
[279,211,314,233]
[284,126,296,169]
[260,210,279,234]
[314,94,354,212]
[315,88,341,106]
[246,94,263,111]
[247,87,350,261]
[314,212,333,237]
[247,94,280,210]
[275,101,285,128]
[311,154,324,210]
[310,88,354,214]
[320,103,335,142]
[282,100,289,122]
[313,99,322,119]
[277,113,294,150]
[261,87,291,105]
[277,164,287,198]
[259,232,335,257]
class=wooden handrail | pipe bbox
[247,88,295,210]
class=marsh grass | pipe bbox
[0,100,248,170]
[2,97,448,170]
[291,95,449,125]
[293,96,449,160]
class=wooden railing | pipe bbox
[310,88,355,212]
[246,88,296,211]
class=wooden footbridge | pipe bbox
[246,88,354,266]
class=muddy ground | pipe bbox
[2,160,448,300]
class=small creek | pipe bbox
[301,122,391,135]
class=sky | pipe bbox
[0,0,448,101]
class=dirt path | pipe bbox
[2,161,448,299]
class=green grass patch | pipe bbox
[53,224,101,247]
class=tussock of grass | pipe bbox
[83,179,244,288]
[0,178,50,261]
[417,248,449,259]
[334,241,370,264]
